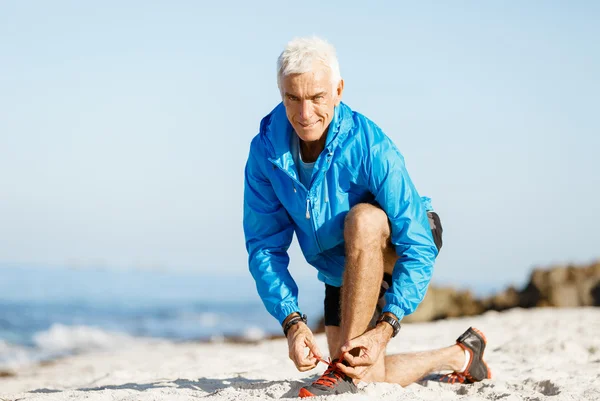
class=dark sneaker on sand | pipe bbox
[440,327,492,384]
[298,359,358,397]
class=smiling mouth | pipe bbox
[298,121,318,128]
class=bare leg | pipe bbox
[384,345,465,386]
[330,203,466,386]
[326,326,465,385]
[336,204,393,381]
[326,325,387,382]
[339,204,389,346]
[325,326,341,357]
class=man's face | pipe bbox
[281,65,344,143]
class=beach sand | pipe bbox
[1,307,599,401]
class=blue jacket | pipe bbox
[243,102,438,324]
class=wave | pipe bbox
[174,311,221,328]
[0,322,273,370]
[32,324,141,353]
[242,326,267,341]
[0,298,293,369]
[0,324,158,370]
[0,339,32,370]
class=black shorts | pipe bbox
[323,211,443,327]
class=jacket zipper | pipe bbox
[305,196,323,252]
[268,158,305,191]
[269,158,323,253]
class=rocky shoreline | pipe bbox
[402,260,600,323]
[309,261,600,331]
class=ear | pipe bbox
[334,79,345,105]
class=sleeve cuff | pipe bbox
[382,303,406,322]
[275,303,301,325]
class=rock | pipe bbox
[518,280,542,308]
[592,281,600,306]
[310,261,600,328]
[404,287,484,323]
[549,283,580,307]
[0,370,16,378]
[484,286,520,311]
[513,262,600,308]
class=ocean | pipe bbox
[0,266,325,370]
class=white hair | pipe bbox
[277,36,341,96]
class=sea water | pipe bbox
[0,265,325,369]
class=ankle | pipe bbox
[450,344,468,372]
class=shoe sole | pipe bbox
[458,327,492,381]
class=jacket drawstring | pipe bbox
[305,198,310,219]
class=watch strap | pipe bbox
[377,314,401,337]
[283,314,307,337]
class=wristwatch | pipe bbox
[377,314,401,338]
[283,313,307,337]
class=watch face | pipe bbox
[392,322,400,336]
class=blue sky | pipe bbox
[1,1,598,294]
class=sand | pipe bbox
[1,307,599,401]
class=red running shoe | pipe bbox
[439,327,492,384]
[298,359,358,397]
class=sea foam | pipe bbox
[1,324,157,370]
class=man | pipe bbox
[243,37,491,397]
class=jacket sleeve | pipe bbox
[243,138,300,324]
[363,128,438,322]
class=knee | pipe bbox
[344,204,389,249]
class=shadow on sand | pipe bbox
[29,374,458,397]
[29,375,317,398]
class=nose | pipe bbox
[299,100,314,121]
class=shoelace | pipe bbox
[313,357,345,388]
[439,360,476,384]
[439,372,467,384]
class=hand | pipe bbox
[336,323,393,380]
[287,322,322,372]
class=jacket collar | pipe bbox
[260,101,354,161]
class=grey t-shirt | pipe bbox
[291,135,315,189]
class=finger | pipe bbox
[342,351,374,367]
[293,357,316,371]
[340,338,366,354]
[307,350,321,363]
[335,361,366,380]
[295,347,318,367]
[304,337,322,359]
[307,348,329,366]
[297,360,319,372]
[290,346,305,365]
[298,354,318,367]
[296,355,318,371]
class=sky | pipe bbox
[1,1,599,295]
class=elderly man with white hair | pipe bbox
[243,37,491,397]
